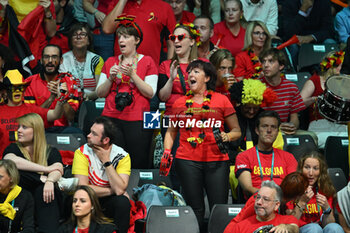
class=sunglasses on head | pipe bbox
[169,33,187,42]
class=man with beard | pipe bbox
[230,180,299,233]
[72,116,131,233]
[259,48,305,135]
[0,69,64,157]
[24,44,81,130]
[235,111,297,199]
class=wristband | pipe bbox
[295,202,305,212]
[45,13,53,19]
[164,149,171,154]
[323,207,332,215]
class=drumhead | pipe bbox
[326,75,350,100]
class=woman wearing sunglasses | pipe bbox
[233,21,271,81]
[96,15,158,169]
[158,23,201,139]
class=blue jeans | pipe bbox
[300,223,344,233]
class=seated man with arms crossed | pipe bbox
[235,111,297,198]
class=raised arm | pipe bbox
[40,0,57,38]
[101,0,128,34]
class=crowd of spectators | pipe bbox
[0,0,350,232]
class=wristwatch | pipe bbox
[103,161,112,168]
[323,207,332,215]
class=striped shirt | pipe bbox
[260,76,306,122]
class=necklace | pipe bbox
[248,48,262,79]
[184,90,212,147]
[255,146,274,181]
[117,53,139,85]
[73,56,86,89]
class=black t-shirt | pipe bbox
[3,143,62,190]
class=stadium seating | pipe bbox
[145,206,199,233]
[207,204,245,233]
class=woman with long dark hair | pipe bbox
[57,186,117,233]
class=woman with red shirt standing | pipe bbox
[162,60,241,229]
[211,0,245,57]
[96,16,158,169]
[234,21,271,80]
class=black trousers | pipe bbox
[175,159,229,228]
[32,184,61,233]
[19,171,61,233]
[108,118,153,169]
[99,195,131,233]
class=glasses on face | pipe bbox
[252,31,268,38]
[42,55,60,61]
[72,32,88,39]
[255,194,278,204]
[11,86,25,92]
[169,33,188,42]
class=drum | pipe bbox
[318,75,350,123]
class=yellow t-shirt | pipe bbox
[72,144,131,187]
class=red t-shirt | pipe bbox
[181,11,196,23]
[235,147,298,189]
[24,73,81,126]
[101,54,158,121]
[158,58,209,115]
[233,50,257,79]
[110,0,176,65]
[171,92,235,162]
[230,213,298,233]
[158,60,190,116]
[0,104,49,157]
[285,188,334,227]
[260,76,306,122]
[211,21,245,57]
[308,73,325,122]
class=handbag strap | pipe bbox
[177,67,187,95]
